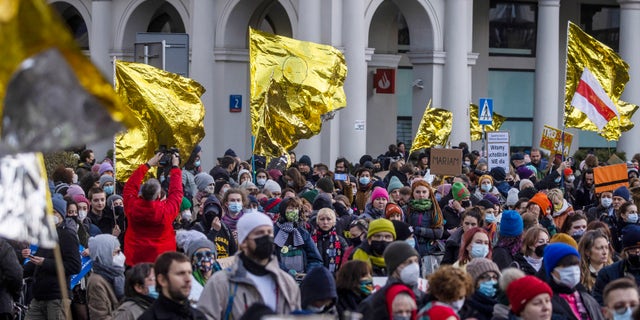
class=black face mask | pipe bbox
[534,244,547,257]
[628,253,640,268]
[350,236,362,247]
[113,206,124,216]
[370,240,389,256]
[461,200,471,208]
[252,235,274,260]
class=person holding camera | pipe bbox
[124,152,183,267]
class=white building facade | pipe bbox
[50,0,640,168]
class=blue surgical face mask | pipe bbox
[147,285,159,299]
[435,193,442,202]
[481,184,492,192]
[485,213,496,223]
[359,177,370,185]
[554,177,562,184]
[612,306,633,320]
[406,238,416,248]
[601,197,613,208]
[478,280,497,297]
[194,160,201,167]
[470,243,489,258]
[103,185,114,195]
[228,202,243,213]
[627,213,639,224]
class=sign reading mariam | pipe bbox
[430,148,462,176]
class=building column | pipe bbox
[616,0,640,157]
[190,0,216,168]
[89,0,112,77]
[532,0,560,150]
[442,0,471,146]
[295,0,323,165]
[340,0,367,163]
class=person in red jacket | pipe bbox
[124,152,183,266]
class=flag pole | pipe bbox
[112,56,118,188]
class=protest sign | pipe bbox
[540,125,573,158]
[430,148,462,176]
[486,131,510,173]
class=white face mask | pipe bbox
[78,210,87,221]
[181,210,192,221]
[112,252,126,267]
[450,298,465,312]
[72,174,78,184]
[554,265,580,288]
[256,178,267,186]
[601,197,613,208]
[204,185,215,194]
[53,216,60,225]
[399,262,420,286]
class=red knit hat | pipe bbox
[506,276,553,315]
[385,284,417,320]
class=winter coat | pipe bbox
[336,288,367,315]
[459,291,497,320]
[0,239,22,314]
[548,279,604,320]
[273,224,323,274]
[140,294,205,320]
[441,228,463,265]
[442,205,462,240]
[113,295,154,320]
[123,164,183,266]
[197,253,300,320]
[593,260,640,305]
[406,208,444,257]
[23,226,81,301]
[87,273,119,320]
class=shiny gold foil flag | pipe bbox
[409,101,453,155]
[249,28,347,158]
[564,22,639,141]
[469,104,506,141]
[0,0,136,138]
[114,61,205,181]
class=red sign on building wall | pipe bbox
[374,68,395,94]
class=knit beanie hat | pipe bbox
[312,193,334,211]
[391,220,413,241]
[477,199,494,210]
[301,189,319,206]
[175,229,207,251]
[385,203,404,219]
[106,194,123,209]
[550,233,578,249]
[387,176,404,193]
[262,197,282,214]
[370,187,389,203]
[237,169,251,182]
[490,167,507,182]
[316,177,335,194]
[240,181,257,190]
[528,192,551,216]
[479,175,494,185]
[66,184,85,198]
[301,266,337,308]
[224,148,237,158]
[195,173,215,192]
[518,187,537,200]
[237,212,274,244]
[499,210,523,237]
[507,276,553,315]
[543,243,579,277]
[519,179,534,191]
[267,169,282,181]
[367,219,396,240]
[613,186,631,201]
[98,162,114,176]
[451,182,470,201]
[383,241,419,276]
[52,195,67,217]
[436,184,452,198]
[622,225,640,249]
[298,155,312,167]
[180,197,192,212]
[506,188,520,207]
[483,193,500,206]
[385,285,417,320]
[186,238,216,259]
[262,179,281,194]
[466,257,501,281]
[99,174,114,188]
[72,194,90,207]
[516,166,535,180]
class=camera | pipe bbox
[156,145,180,167]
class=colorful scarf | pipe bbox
[275,222,304,247]
[312,228,343,273]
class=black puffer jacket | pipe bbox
[0,239,22,314]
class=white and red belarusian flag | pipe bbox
[570,67,619,130]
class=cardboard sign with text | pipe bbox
[540,125,573,158]
[486,131,510,173]
[430,148,462,176]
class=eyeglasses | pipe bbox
[478,273,499,281]
[194,251,214,259]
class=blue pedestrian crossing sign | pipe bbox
[478,98,493,125]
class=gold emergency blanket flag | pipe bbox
[410,101,453,155]
[0,0,136,132]
[0,153,57,248]
[564,22,639,141]
[114,61,205,181]
[470,104,506,141]
[249,28,347,158]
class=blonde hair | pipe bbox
[316,208,336,223]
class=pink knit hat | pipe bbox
[370,187,389,203]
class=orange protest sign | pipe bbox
[539,125,573,157]
[593,163,629,194]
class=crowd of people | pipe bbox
[2,142,640,320]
